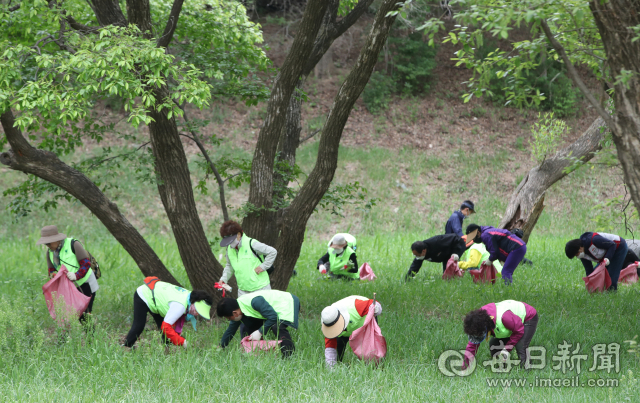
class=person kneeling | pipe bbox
[462,300,538,369]
[217,290,300,357]
[123,277,212,348]
[320,295,382,367]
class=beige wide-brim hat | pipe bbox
[36,225,67,245]
[321,306,346,339]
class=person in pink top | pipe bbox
[463,300,538,369]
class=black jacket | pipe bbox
[409,234,466,273]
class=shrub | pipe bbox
[530,112,569,163]
[388,32,438,95]
[363,72,395,114]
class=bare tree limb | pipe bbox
[0,108,180,284]
[540,19,616,131]
[156,0,185,49]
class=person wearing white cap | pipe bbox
[216,290,300,357]
[36,225,99,323]
[217,220,277,296]
[321,295,382,367]
[122,277,212,348]
[317,234,359,280]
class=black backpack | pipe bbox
[71,239,102,280]
[249,239,275,275]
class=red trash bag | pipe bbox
[469,262,497,284]
[583,262,612,293]
[349,304,387,363]
[240,336,281,353]
[618,262,639,285]
[42,265,91,322]
[359,263,377,281]
[442,258,464,280]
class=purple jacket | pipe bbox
[480,226,526,262]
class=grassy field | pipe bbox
[0,143,639,401]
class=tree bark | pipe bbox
[87,0,126,27]
[499,117,606,242]
[589,0,640,221]
[271,0,402,290]
[146,86,223,298]
[242,0,331,243]
[0,109,180,284]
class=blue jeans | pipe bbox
[607,240,628,290]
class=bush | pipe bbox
[388,32,438,95]
[363,72,395,114]
[487,57,581,117]
[363,32,438,113]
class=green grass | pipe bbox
[0,142,639,401]
[0,235,639,401]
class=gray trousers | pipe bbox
[489,313,539,368]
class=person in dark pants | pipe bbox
[320,295,382,367]
[445,200,475,237]
[37,225,99,324]
[565,232,629,290]
[462,300,538,369]
[466,224,527,284]
[406,234,467,279]
[216,290,300,358]
[123,278,212,348]
[511,228,534,266]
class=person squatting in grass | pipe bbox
[459,225,503,272]
[320,295,382,367]
[406,233,467,279]
[37,225,99,324]
[444,200,475,237]
[216,290,300,357]
[122,278,212,348]
[317,233,359,280]
[217,220,277,296]
[462,299,538,369]
[565,232,629,291]
[466,224,527,285]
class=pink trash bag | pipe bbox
[583,262,612,293]
[42,265,90,322]
[618,262,639,285]
[349,304,387,363]
[469,262,497,284]
[359,263,377,281]
[442,258,464,280]
[240,336,281,353]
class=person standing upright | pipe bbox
[217,220,277,296]
[445,200,475,237]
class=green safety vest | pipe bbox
[336,295,370,337]
[49,237,93,287]
[461,243,503,272]
[493,300,527,339]
[227,236,270,292]
[328,246,358,279]
[138,281,190,316]
[237,290,294,323]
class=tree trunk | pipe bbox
[270,0,402,290]
[0,109,180,284]
[243,0,331,243]
[146,86,223,298]
[589,0,640,221]
[499,117,606,241]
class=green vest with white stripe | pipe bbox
[494,300,527,339]
[237,290,294,323]
[328,246,358,279]
[48,237,93,287]
[138,281,190,316]
[338,295,369,337]
[227,236,270,292]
